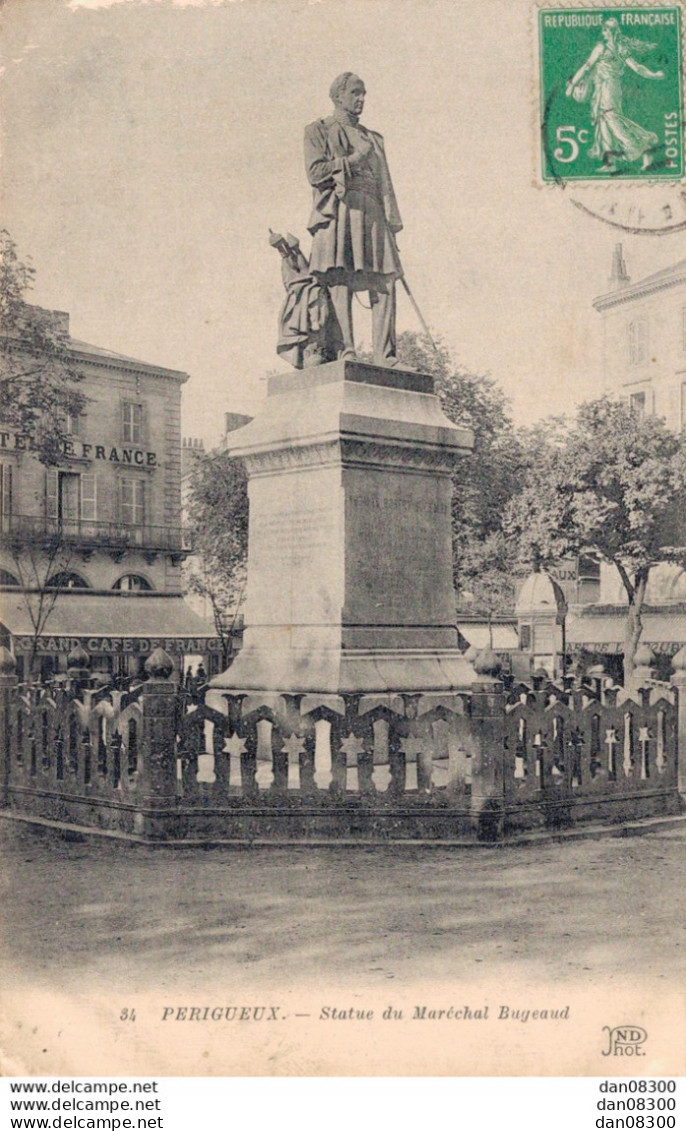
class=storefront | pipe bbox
[0,591,221,682]
[566,608,686,682]
[456,618,520,674]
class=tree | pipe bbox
[3,529,77,679]
[393,331,525,617]
[1,232,89,676]
[456,532,518,622]
[0,230,86,466]
[505,397,686,687]
[184,449,249,667]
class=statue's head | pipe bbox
[329,72,366,116]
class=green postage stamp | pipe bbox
[539,6,684,181]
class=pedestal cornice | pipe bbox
[226,358,473,469]
[242,435,462,477]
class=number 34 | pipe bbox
[554,125,590,162]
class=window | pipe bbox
[629,391,646,418]
[0,570,20,586]
[0,464,12,533]
[81,474,97,522]
[120,477,145,526]
[122,401,144,445]
[627,319,648,365]
[66,414,81,436]
[113,574,153,592]
[45,572,90,589]
[46,469,58,521]
[519,624,532,651]
[45,471,97,524]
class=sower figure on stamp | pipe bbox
[304,72,403,365]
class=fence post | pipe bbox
[670,646,686,798]
[0,647,17,808]
[66,642,91,681]
[469,649,506,841]
[135,648,178,837]
[633,644,657,694]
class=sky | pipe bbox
[1,0,684,448]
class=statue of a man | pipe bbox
[304,73,403,366]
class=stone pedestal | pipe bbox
[212,359,476,694]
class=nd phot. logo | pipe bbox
[602,1025,648,1057]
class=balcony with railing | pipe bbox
[0,514,193,555]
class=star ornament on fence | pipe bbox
[398,734,427,759]
[281,732,306,760]
[223,732,247,758]
[339,733,366,763]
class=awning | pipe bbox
[0,593,220,655]
[567,611,686,655]
[456,622,519,651]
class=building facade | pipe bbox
[559,252,686,672]
[595,248,686,430]
[0,305,218,681]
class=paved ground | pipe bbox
[1,816,685,994]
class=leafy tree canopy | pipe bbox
[506,397,684,578]
[505,396,686,681]
[184,447,249,665]
[1,230,86,465]
[456,532,518,619]
[395,331,525,613]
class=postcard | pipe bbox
[0,0,684,1081]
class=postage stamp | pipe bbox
[538,6,684,182]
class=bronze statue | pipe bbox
[304,73,403,365]
[270,230,342,369]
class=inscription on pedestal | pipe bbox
[348,491,450,517]
[344,470,455,633]
[251,505,337,566]
[246,473,343,630]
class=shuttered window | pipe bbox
[80,473,97,522]
[0,464,12,532]
[120,477,145,526]
[45,470,98,523]
[45,469,59,521]
[628,319,648,365]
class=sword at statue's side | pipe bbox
[391,234,441,357]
